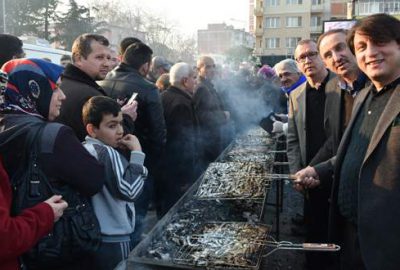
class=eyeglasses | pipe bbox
[205,64,216,69]
[296,51,319,63]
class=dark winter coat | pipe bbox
[57,64,107,141]
[98,63,166,170]
[193,77,228,162]
[327,82,400,270]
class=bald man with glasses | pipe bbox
[287,39,337,270]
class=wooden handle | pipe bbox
[302,243,339,251]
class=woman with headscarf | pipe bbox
[0,59,105,269]
[0,69,68,270]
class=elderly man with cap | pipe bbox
[147,56,171,83]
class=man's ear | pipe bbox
[86,123,97,138]
[74,55,83,67]
[141,62,152,75]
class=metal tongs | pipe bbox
[263,235,341,256]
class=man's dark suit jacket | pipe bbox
[328,83,400,270]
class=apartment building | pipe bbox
[254,0,334,64]
[253,0,400,65]
[354,0,400,18]
[197,23,254,55]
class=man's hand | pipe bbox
[121,100,138,121]
[44,195,68,222]
[272,120,284,133]
[274,113,288,122]
[294,166,320,189]
[119,134,142,151]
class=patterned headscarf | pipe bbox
[0,58,64,119]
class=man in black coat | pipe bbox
[193,56,230,164]
[158,62,199,217]
[57,34,137,141]
[57,34,110,141]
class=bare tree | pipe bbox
[87,0,197,63]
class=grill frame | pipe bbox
[173,222,272,270]
[128,127,277,270]
[194,161,273,200]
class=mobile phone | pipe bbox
[127,93,138,105]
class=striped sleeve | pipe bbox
[96,145,147,202]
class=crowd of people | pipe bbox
[0,12,398,270]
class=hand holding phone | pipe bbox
[127,93,138,105]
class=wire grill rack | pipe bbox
[173,222,340,270]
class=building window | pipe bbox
[286,0,302,4]
[286,37,301,48]
[265,0,280,7]
[266,38,280,49]
[265,17,280,28]
[310,16,322,27]
[312,0,322,5]
[286,16,302,27]
[357,1,400,15]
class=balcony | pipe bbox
[311,4,324,12]
[310,25,323,33]
[255,28,264,36]
[254,7,264,16]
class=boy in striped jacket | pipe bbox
[82,96,147,270]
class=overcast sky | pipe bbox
[78,0,250,37]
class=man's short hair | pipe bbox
[151,56,171,72]
[294,39,317,59]
[119,37,142,56]
[122,42,153,70]
[274,59,300,74]
[71,34,109,62]
[0,34,24,67]
[82,96,121,128]
[317,29,348,51]
[60,54,72,62]
[347,13,400,54]
[170,62,193,86]
[196,56,214,69]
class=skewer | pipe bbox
[269,150,287,154]
[273,161,290,166]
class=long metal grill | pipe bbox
[129,127,278,269]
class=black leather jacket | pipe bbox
[98,63,166,168]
